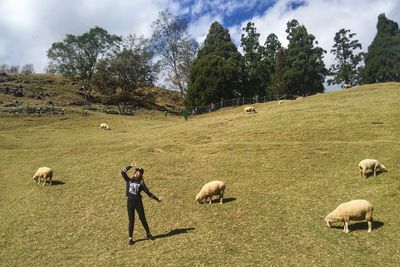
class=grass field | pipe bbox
[1,83,400,266]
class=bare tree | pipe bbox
[9,65,20,73]
[151,10,198,95]
[0,64,9,73]
[21,64,35,74]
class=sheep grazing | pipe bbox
[196,180,226,204]
[342,83,351,89]
[32,167,53,186]
[358,159,386,179]
[325,199,373,233]
[244,106,257,114]
[100,123,111,130]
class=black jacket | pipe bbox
[121,165,159,201]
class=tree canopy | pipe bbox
[47,26,121,102]
[362,13,400,83]
[283,19,327,96]
[185,22,242,107]
[328,29,363,86]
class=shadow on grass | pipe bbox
[365,170,387,179]
[330,221,384,231]
[200,197,237,204]
[50,180,65,186]
[134,227,195,243]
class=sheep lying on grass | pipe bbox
[100,123,111,130]
[196,181,226,204]
[32,167,53,186]
[278,100,284,105]
[358,159,386,179]
[325,199,373,233]
[244,106,257,114]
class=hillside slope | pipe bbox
[0,83,399,266]
[0,73,184,114]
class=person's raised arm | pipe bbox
[121,162,136,181]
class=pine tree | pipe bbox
[240,22,262,97]
[186,22,242,107]
[262,33,282,97]
[362,13,400,83]
[269,47,287,99]
[328,29,363,86]
[284,20,327,97]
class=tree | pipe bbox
[93,35,159,101]
[0,64,9,73]
[261,33,282,96]
[269,47,287,99]
[185,21,242,107]
[328,29,363,86]
[284,19,327,96]
[151,10,199,95]
[362,13,400,83]
[9,65,20,73]
[240,22,263,97]
[21,64,35,74]
[47,26,121,102]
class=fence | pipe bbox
[186,94,297,116]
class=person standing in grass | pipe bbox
[121,162,162,245]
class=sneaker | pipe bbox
[128,239,134,245]
[147,233,155,241]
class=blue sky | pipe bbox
[0,0,399,89]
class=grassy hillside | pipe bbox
[1,83,399,266]
[0,73,184,114]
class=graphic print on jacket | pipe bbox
[129,181,140,195]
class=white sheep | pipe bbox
[100,123,111,130]
[196,180,226,204]
[342,83,351,89]
[358,159,386,179]
[32,167,53,186]
[325,199,373,233]
[243,106,257,114]
[278,100,284,105]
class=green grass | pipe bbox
[1,83,400,266]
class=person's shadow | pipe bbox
[134,227,195,243]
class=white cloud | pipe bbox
[1,0,399,82]
[0,0,175,72]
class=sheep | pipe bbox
[325,199,373,233]
[196,181,226,204]
[32,167,53,186]
[243,106,257,114]
[100,123,111,130]
[358,159,386,179]
[295,96,304,101]
[278,100,284,105]
[342,83,351,89]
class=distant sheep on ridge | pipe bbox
[244,106,257,114]
[100,123,111,130]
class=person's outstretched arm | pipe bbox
[142,182,162,202]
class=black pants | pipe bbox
[127,198,150,238]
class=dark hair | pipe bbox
[135,168,144,175]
